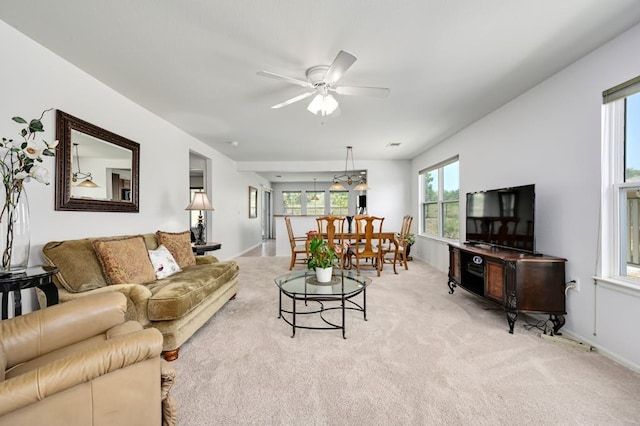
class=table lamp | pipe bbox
[185,192,214,245]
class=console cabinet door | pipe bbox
[450,248,461,283]
[485,261,504,302]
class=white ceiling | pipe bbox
[2,1,640,172]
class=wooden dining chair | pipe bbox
[285,216,307,270]
[316,216,347,268]
[352,216,385,276]
[379,215,412,273]
[392,215,414,272]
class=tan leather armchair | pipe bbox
[0,292,176,426]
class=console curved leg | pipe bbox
[447,279,457,294]
[506,311,517,334]
[506,292,517,334]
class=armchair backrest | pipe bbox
[0,292,127,369]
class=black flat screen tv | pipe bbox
[465,184,535,253]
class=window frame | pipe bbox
[329,190,349,216]
[306,191,325,216]
[419,157,459,241]
[601,83,640,288]
[282,190,302,216]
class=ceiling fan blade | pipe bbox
[323,50,357,84]
[335,86,391,97]
[257,70,311,88]
[270,91,315,109]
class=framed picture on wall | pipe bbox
[249,186,258,218]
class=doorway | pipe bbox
[262,187,273,240]
[189,152,209,239]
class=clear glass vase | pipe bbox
[0,184,30,273]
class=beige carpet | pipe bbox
[172,256,640,425]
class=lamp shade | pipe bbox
[76,178,99,188]
[354,181,371,191]
[328,181,347,191]
[185,192,214,211]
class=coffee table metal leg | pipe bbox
[342,294,346,339]
[291,295,296,338]
[278,290,282,319]
[363,287,367,321]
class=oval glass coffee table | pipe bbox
[275,270,371,339]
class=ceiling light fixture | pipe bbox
[72,143,99,188]
[329,146,370,191]
[306,85,339,116]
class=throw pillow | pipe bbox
[148,244,182,279]
[92,235,156,285]
[156,230,196,268]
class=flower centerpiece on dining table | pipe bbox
[307,231,342,283]
[0,109,56,272]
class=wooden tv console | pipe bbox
[448,243,567,334]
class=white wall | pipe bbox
[412,23,640,370]
[0,19,266,313]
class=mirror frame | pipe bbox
[55,110,140,212]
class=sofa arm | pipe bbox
[0,327,163,417]
[52,284,153,326]
[0,292,127,368]
[195,255,219,265]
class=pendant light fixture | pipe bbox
[310,178,320,201]
[72,143,99,188]
[329,146,370,191]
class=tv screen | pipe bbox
[465,184,535,253]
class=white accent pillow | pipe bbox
[148,244,182,279]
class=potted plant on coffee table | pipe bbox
[307,236,340,283]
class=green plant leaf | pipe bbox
[12,117,27,124]
[29,119,44,133]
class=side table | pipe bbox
[0,265,59,320]
[192,242,222,256]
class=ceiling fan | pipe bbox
[257,50,390,116]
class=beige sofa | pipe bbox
[0,292,176,426]
[41,231,239,361]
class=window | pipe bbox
[306,191,325,215]
[420,158,459,239]
[602,77,640,283]
[330,191,349,215]
[282,191,302,215]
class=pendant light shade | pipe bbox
[330,146,369,190]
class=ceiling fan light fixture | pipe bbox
[307,93,339,116]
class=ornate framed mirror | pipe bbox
[55,110,140,212]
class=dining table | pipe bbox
[307,231,400,274]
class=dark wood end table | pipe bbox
[192,242,222,256]
[0,265,59,320]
